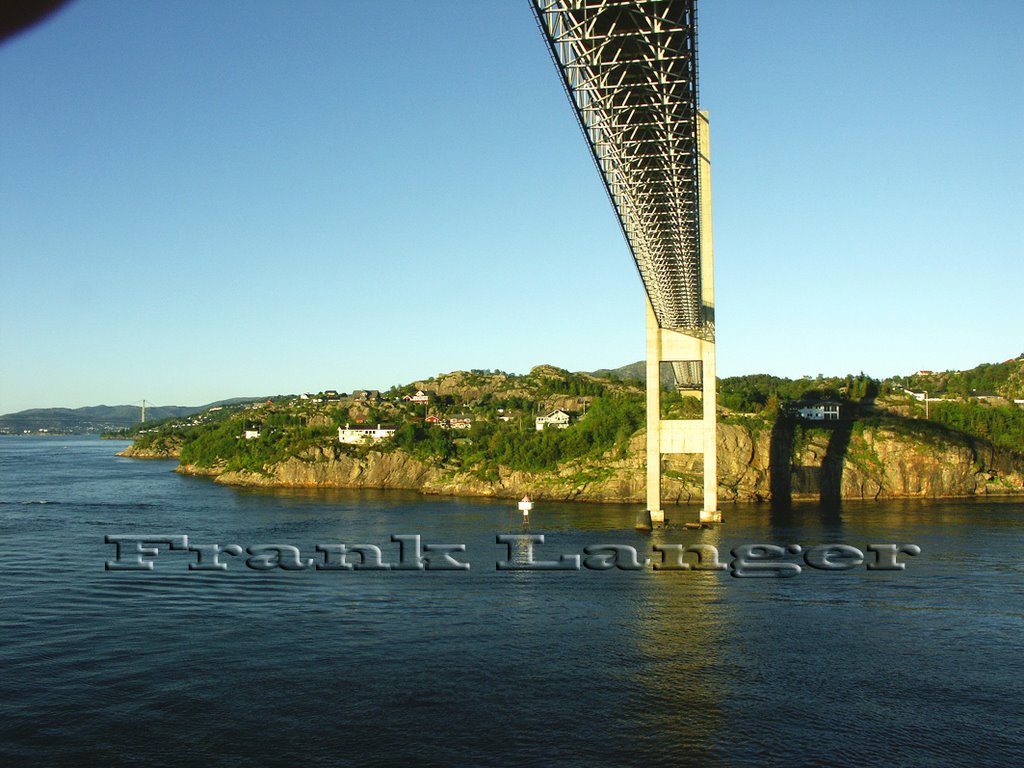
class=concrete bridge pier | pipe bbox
[640,300,719,528]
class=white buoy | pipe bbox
[518,494,533,526]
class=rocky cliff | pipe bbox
[118,440,182,459]
[172,421,1024,502]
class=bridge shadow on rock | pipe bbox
[819,418,853,523]
[820,395,877,517]
[769,414,796,514]
[769,411,855,525]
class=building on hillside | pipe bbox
[794,402,841,421]
[243,423,262,439]
[448,415,473,430]
[353,390,380,402]
[403,390,436,404]
[903,388,949,403]
[425,415,442,425]
[970,390,1002,402]
[535,409,572,431]
[338,423,395,444]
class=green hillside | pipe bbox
[124,359,1024,480]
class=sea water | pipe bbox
[1,436,1021,766]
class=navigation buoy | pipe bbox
[518,494,533,526]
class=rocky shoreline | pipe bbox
[120,422,1024,503]
[117,445,180,459]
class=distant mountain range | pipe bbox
[588,361,643,380]
[0,398,262,435]
[588,361,675,387]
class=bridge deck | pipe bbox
[533,0,707,338]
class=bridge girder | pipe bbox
[532,0,709,340]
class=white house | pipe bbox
[795,402,841,421]
[403,389,436,404]
[535,409,572,431]
[448,416,473,430]
[243,424,261,439]
[338,423,396,444]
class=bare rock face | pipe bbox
[411,370,529,405]
[848,429,977,497]
[163,420,1024,503]
[741,422,1024,501]
[117,441,181,459]
[213,447,438,490]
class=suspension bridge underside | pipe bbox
[533,0,719,525]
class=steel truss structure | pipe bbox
[532,0,709,349]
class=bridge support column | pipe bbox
[697,110,719,524]
[642,301,719,527]
[645,300,664,527]
[640,110,719,528]
[699,337,719,524]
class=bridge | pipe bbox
[532,0,718,526]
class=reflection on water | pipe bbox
[635,524,729,765]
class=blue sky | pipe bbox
[1,0,1021,413]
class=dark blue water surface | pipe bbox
[1,436,1021,766]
